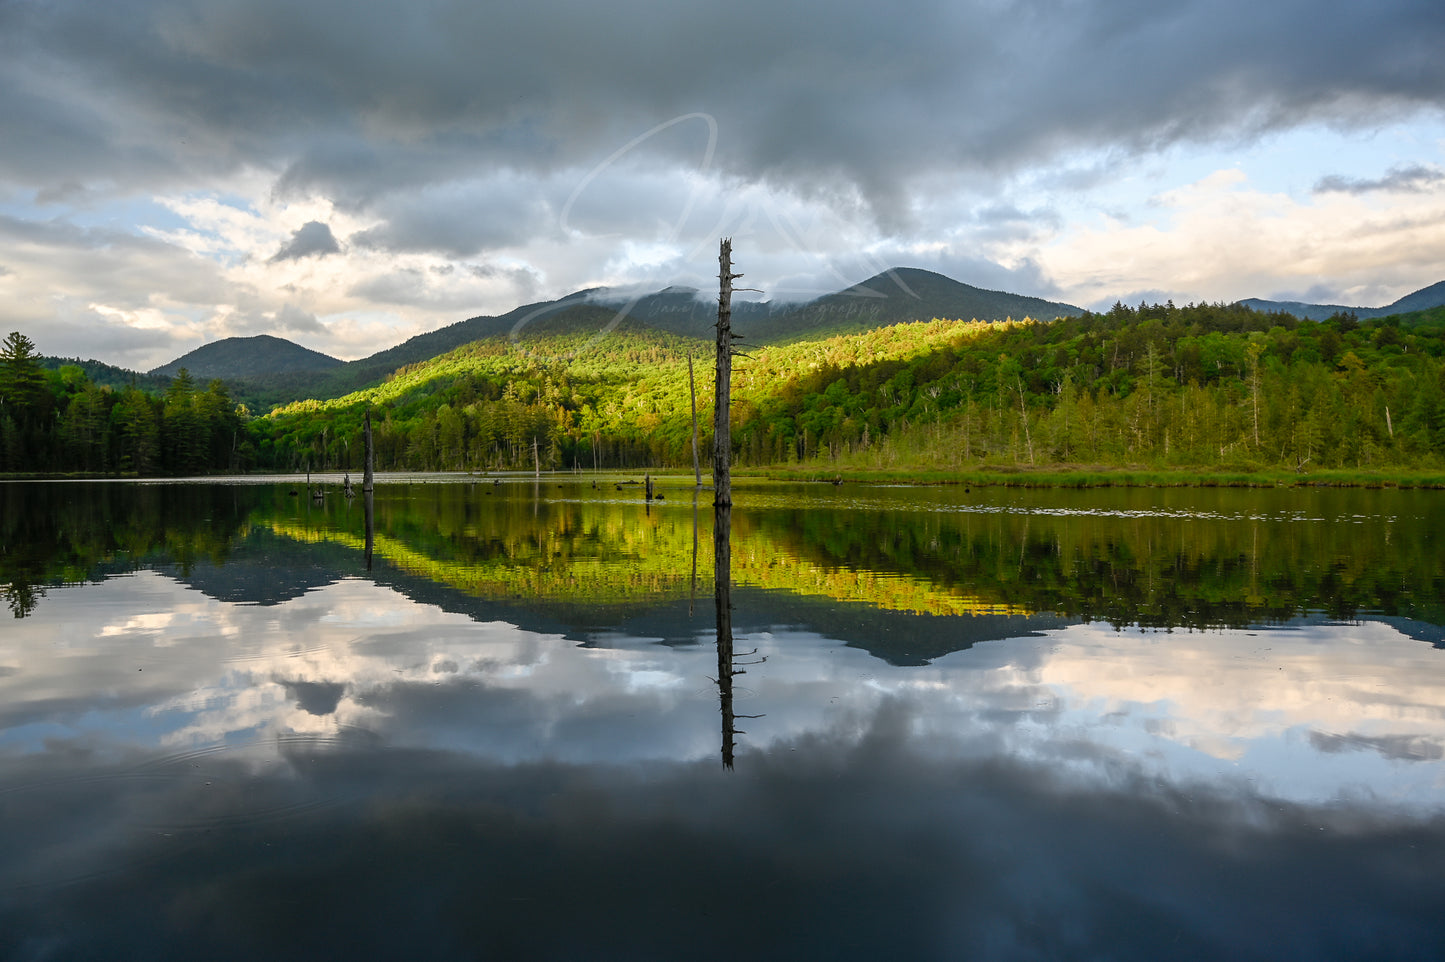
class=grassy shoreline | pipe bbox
[746,464,1445,488]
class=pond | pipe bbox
[2,476,1444,960]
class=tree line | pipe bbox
[257,302,1445,475]
[1,332,247,475]
[5,298,1445,477]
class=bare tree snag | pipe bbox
[362,408,374,494]
[714,238,740,507]
[688,351,701,488]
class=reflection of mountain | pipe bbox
[7,482,1445,660]
[1370,616,1445,649]
[156,527,350,605]
[153,525,1070,664]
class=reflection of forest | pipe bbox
[4,482,1444,632]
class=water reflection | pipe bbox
[7,479,1443,632]
[716,500,735,768]
[1,478,1444,957]
[713,501,765,769]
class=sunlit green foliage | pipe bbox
[252,302,1445,475]
[8,298,1445,476]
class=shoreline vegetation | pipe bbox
[6,465,1445,488]
[6,299,1445,481]
[751,464,1445,487]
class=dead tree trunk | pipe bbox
[688,351,701,488]
[362,408,374,494]
[714,238,739,507]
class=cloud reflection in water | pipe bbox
[2,560,1445,958]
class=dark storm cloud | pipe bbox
[1315,164,1445,195]
[268,220,340,262]
[348,180,550,257]
[2,0,1442,237]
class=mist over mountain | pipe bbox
[147,267,1083,405]
[77,269,1445,414]
[582,268,1083,342]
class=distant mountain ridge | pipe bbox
[102,269,1445,411]
[149,334,343,379]
[204,267,1083,406]
[1240,280,1445,321]
[359,266,1083,369]
[757,268,1083,341]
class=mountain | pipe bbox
[560,267,1083,344]
[208,268,1082,408]
[359,267,1081,360]
[354,289,605,373]
[221,291,621,406]
[1240,279,1445,321]
[1386,280,1445,316]
[752,268,1082,341]
[149,334,343,380]
[586,286,780,339]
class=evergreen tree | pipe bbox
[0,332,52,435]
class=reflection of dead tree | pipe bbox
[364,488,375,572]
[713,501,764,769]
[690,492,699,615]
[714,501,734,766]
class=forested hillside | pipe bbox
[257,300,1445,475]
[5,300,1445,478]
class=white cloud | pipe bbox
[1038,166,1445,308]
[0,0,1442,368]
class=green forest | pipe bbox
[5,299,1445,479]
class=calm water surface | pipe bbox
[2,477,1444,960]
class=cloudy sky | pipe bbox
[1,0,1443,371]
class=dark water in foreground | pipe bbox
[2,477,1444,960]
